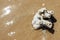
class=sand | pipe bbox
[0,0,60,40]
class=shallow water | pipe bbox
[0,0,60,40]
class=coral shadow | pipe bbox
[43,15,57,34]
[36,15,57,34]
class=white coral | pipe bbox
[32,8,54,29]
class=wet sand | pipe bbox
[0,0,60,40]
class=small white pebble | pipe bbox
[5,20,14,26]
[8,32,15,36]
[1,6,11,17]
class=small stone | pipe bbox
[8,32,15,36]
